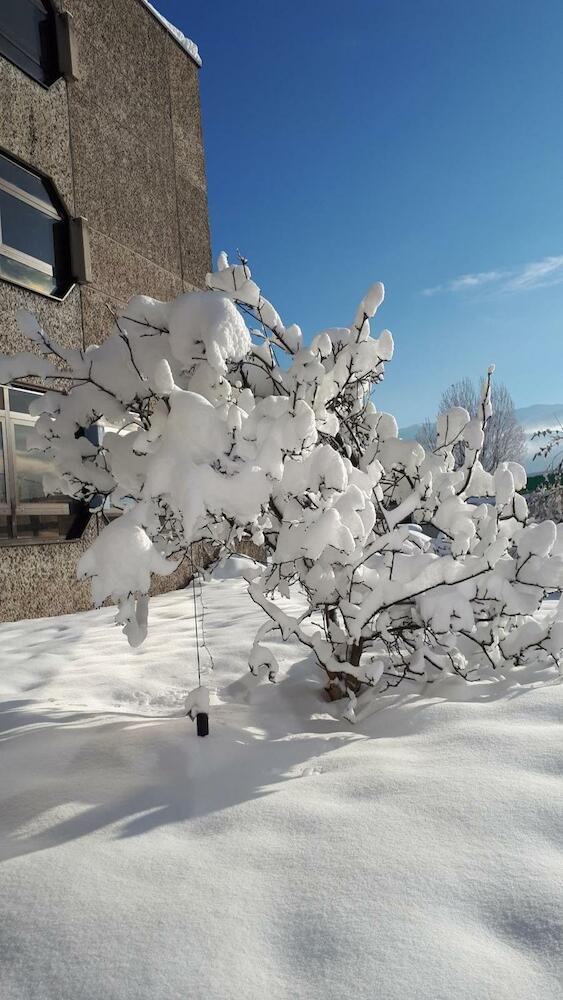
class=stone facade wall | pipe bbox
[0,0,211,623]
[63,0,211,342]
[0,529,217,624]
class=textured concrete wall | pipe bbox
[64,0,211,345]
[0,523,209,624]
[0,0,211,622]
[0,527,93,623]
[0,0,211,349]
[167,40,212,290]
[0,49,74,209]
[0,44,80,357]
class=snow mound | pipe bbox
[212,554,260,580]
[0,578,562,1000]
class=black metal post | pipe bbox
[196,712,209,737]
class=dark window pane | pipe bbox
[0,0,47,58]
[0,188,58,265]
[0,514,11,540]
[0,251,56,295]
[14,422,54,502]
[0,0,58,86]
[15,510,74,541]
[0,424,6,503]
[0,153,72,298]
[0,152,53,208]
[8,387,44,415]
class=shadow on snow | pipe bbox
[0,652,556,863]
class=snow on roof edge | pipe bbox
[139,0,202,67]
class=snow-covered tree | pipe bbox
[528,480,563,523]
[1,255,562,717]
[417,377,526,472]
[528,424,563,523]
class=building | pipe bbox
[0,0,211,622]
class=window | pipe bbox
[0,0,60,86]
[0,151,73,298]
[0,384,90,544]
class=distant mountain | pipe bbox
[400,404,563,474]
[400,421,426,441]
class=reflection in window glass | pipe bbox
[0,0,59,86]
[0,152,53,207]
[0,424,6,503]
[14,422,53,502]
[0,189,58,264]
[15,510,74,541]
[8,387,43,414]
[0,252,57,296]
[0,152,72,298]
[0,384,90,545]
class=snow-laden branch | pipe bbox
[1,252,561,718]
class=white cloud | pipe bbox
[449,270,507,291]
[423,254,563,297]
[504,254,563,292]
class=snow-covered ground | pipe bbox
[1,558,562,1000]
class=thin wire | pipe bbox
[190,543,202,686]
[198,576,216,672]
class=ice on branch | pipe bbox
[2,252,561,719]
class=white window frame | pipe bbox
[0,172,59,280]
[0,152,83,301]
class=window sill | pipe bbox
[0,534,85,549]
[0,271,76,303]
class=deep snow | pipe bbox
[0,558,562,1000]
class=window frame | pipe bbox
[0,150,75,301]
[0,0,61,89]
[0,383,89,547]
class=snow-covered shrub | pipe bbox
[528,477,563,524]
[2,254,562,715]
[528,426,563,524]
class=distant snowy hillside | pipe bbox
[517,404,563,474]
[401,403,563,474]
[400,420,427,441]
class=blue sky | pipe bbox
[158,0,563,425]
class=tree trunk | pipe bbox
[324,643,363,701]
